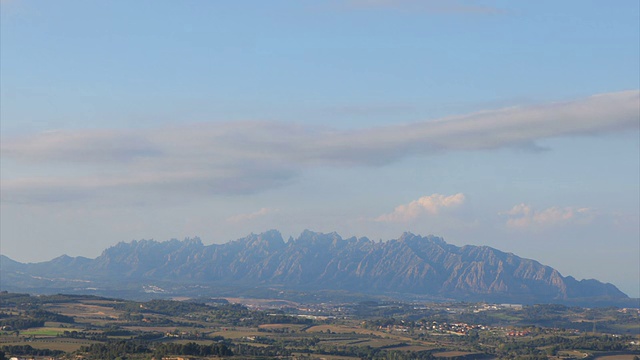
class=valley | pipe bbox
[0,292,638,359]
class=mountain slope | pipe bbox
[0,230,629,304]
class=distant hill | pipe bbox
[0,230,632,306]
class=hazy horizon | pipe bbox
[1,1,638,297]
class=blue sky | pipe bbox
[1,0,639,297]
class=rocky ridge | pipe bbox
[0,230,628,305]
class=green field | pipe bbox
[0,338,95,352]
[20,327,69,336]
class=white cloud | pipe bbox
[376,193,465,222]
[226,208,278,223]
[1,129,161,163]
[503,203,597,229]
[1,90,638,203]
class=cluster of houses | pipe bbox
[377,321,489,335]
[423,321,487,335]
[506,330,531,337]
[619,308,640,315]
[473,303,523,312]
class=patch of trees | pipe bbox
[118,301,314,329]
[194,303,313,327]
[0,317,44,330]
[231,343,291,357]
[120,311,144,321]
[351,302,415,318]
[257,312,313,325]
[362,317,409,329]
[0,292,108,309]
[80,340,151,359]
[203,303,252,324]
[272,336,320,348]
[61,330,108,340]
[119,313,196,327]
[568,335,634,351]
[152,342,233,358]
[61,326,134,340]
[478,333,635,358]
[114,298,213,315]
[0,293,34,308]
[0,309,74,330]
[25,308,74,323]
[1,344,64,357]
[186,296,230,305]
[313,343,435,360]
[135,331,165,340]
[81,339,287,359]
[102,327,135,336]
[33,293,109,304]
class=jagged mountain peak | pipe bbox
[102,237,203,257]
[0,230,630,305]
[234,230,284,247]
[296,229,342,243]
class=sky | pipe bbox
[1,0,639,297]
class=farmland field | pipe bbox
[0,292,638,359]
[594,354,640,360]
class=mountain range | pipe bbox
[0,230,631,306]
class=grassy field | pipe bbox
[306,324,402,338]
[291,353,360,360]
[593,355,640,360]
[20,327,69,336]
[386,344,435,352]
[209,329,264,339]
[360,338,404,346]
[123,325,182,332]
[433,351,483,358]
[47,302,122,319]
[0,339,95,352]
[258,323,308,330]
